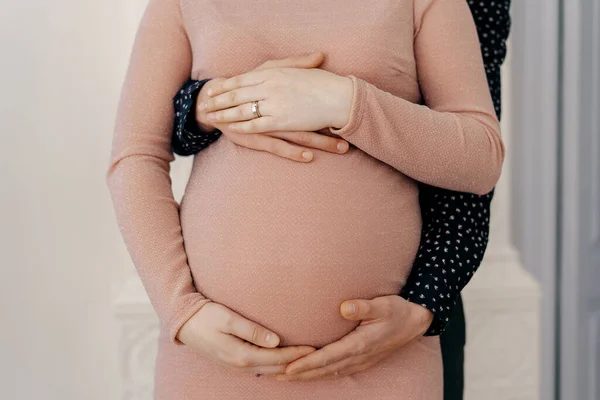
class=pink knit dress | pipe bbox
[107,0,503,398]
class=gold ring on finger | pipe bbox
[251,101,262,119]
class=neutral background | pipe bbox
[0,1,133,399]
[1,1,598,399]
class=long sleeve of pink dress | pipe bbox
[106,0,209,344]
[332,0,504,195]
[107,0,504,398]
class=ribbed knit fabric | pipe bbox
[107,0,503,398]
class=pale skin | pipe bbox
[200,52,353,136]
[194,53,351,162]
[177,53,434,381]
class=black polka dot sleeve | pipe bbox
[401,0,511,336]
[170,0,512,336]
[172,79,222,156]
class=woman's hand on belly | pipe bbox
[177,302,315,375]
[275,295,434,382]
[196,53,350,163]
[200,54,354,133]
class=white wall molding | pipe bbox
[114,278,159,400]
[559,0,600,398]
[463,249,540,400]
[509,1,560,399]
[462,40,541,400]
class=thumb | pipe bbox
[255,52,325,71]
[340,299,385,321]
[222,310,281,348]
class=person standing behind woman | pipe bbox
[170,1,511,399]
[107,0,506,399]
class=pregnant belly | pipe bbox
[181,138,421,347]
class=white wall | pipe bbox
[508,2,560,398]
[0,1,137,399]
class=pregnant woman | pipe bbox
[107,0,504,399]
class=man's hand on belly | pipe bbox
[275,295,434,381]
[177,302,316,376]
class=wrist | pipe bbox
[196,116,217,133]
[330,75,354,129]
[408,301,434,337]
[176,300,212,344]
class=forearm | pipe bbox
[107,155,210,340]
[331,76,504,195]
[400,184,494,335]
[107,0,210,344]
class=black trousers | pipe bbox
[440,295,466,400]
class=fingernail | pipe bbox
[198,102,206,111]
[207,88,215,96]
[337,142,349,153]
[343,302,357,316]
[228,124,237,131]
[265,333,272,343]
[302,151,313,160]
[207,113,217,121]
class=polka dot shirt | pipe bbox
[170,0,511,336]
[172,79,220,156]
